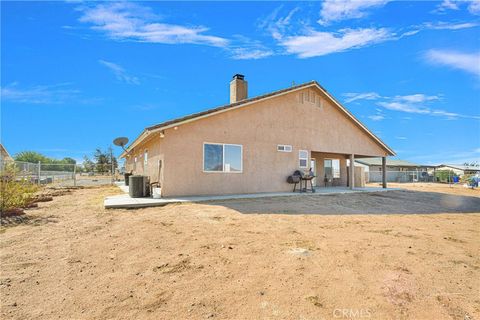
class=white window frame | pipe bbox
[277,145,292,152]
[299,150,308,168]
[144,150,148,167]
[203,142,243,173]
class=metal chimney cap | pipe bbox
[232,74,245,80]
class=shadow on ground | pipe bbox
[204,190,480,215]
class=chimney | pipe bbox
[229,74,248,103]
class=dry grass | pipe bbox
[0,184,479,320]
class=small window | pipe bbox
[144,150,148,166]
[277,145,292,152]
[204,143,242,173]
[299,150,308,168]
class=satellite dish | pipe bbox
[113,137,129,151]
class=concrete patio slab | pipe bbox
[105,183,402,209]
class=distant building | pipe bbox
[436,164,480,176]
[0,144,13,162]
[355,158,431,183]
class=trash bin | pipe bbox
[453,176,459,183]
[129,175,149,198]
[124,173,132,186]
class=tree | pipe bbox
[93,148,118,174]
[82,156,94,173]
[14,151,49,163]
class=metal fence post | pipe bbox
[73,164,77,187]
[37,161,41,185]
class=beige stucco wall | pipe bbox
[311,152,348,187]
[125,132,164,186]
[131,86,390,197]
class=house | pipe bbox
[120,75,395,197]
[355,158,430,183]
[436,164,480,176]
[0,143,13,162]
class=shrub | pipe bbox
[1,166,39,215]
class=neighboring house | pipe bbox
[0,143,13,162]
[120,75,395,197]
[355,158,429,183]
[436,164,480,176]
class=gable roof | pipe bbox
[120,81,395,158]
[355,158,421,167]
[0,143,13,161]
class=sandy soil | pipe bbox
[1,185,479,320]
[369,182,480,198]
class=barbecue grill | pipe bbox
[287,170,315,193]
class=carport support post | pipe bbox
[349,154,355,190]
[382,157,387,189]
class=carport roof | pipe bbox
[355,158,422,167]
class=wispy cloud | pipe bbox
[228,36,274,60]
[343,92,382,103]
[99,60,140,85]
[422,21,479,30]
[281,27,393,58]
[344,91,479,120]
[424,49,480,77]
[78,2,228,47]
[435,0,480,15]
[1,83,80,104]
[394,94,441,103]
[368,114,385,121]
[395,136,408,140]
[318,0,391,25]
[259,4,479,59]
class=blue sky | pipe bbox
[1,0,479,165]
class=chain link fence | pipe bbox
[365,170,476,184]
[366,170,432,183]
[0,160,117,187]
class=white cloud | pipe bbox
[98,60,140,85]
[377,101,431,114]
[423,21,479,30]
[258,6,301,41]
[230,48,274,60]
[394,94,441,103]
[437,0,460,12]
[344,92,381,103]
[377,95,479,120]
[343,91,479,120]
[228,36,274,60]
[79,2,228,47]
[318,0,390,25]
[395,136,408,140]
[281,28,393,58]
[424,49,480,77]
[368,114,385,121]
[435,0,480,14]
[1,83,80,104]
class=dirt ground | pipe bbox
[369,182,480,198]
[1,185,479,320]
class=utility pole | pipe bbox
[111,147,114,185]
